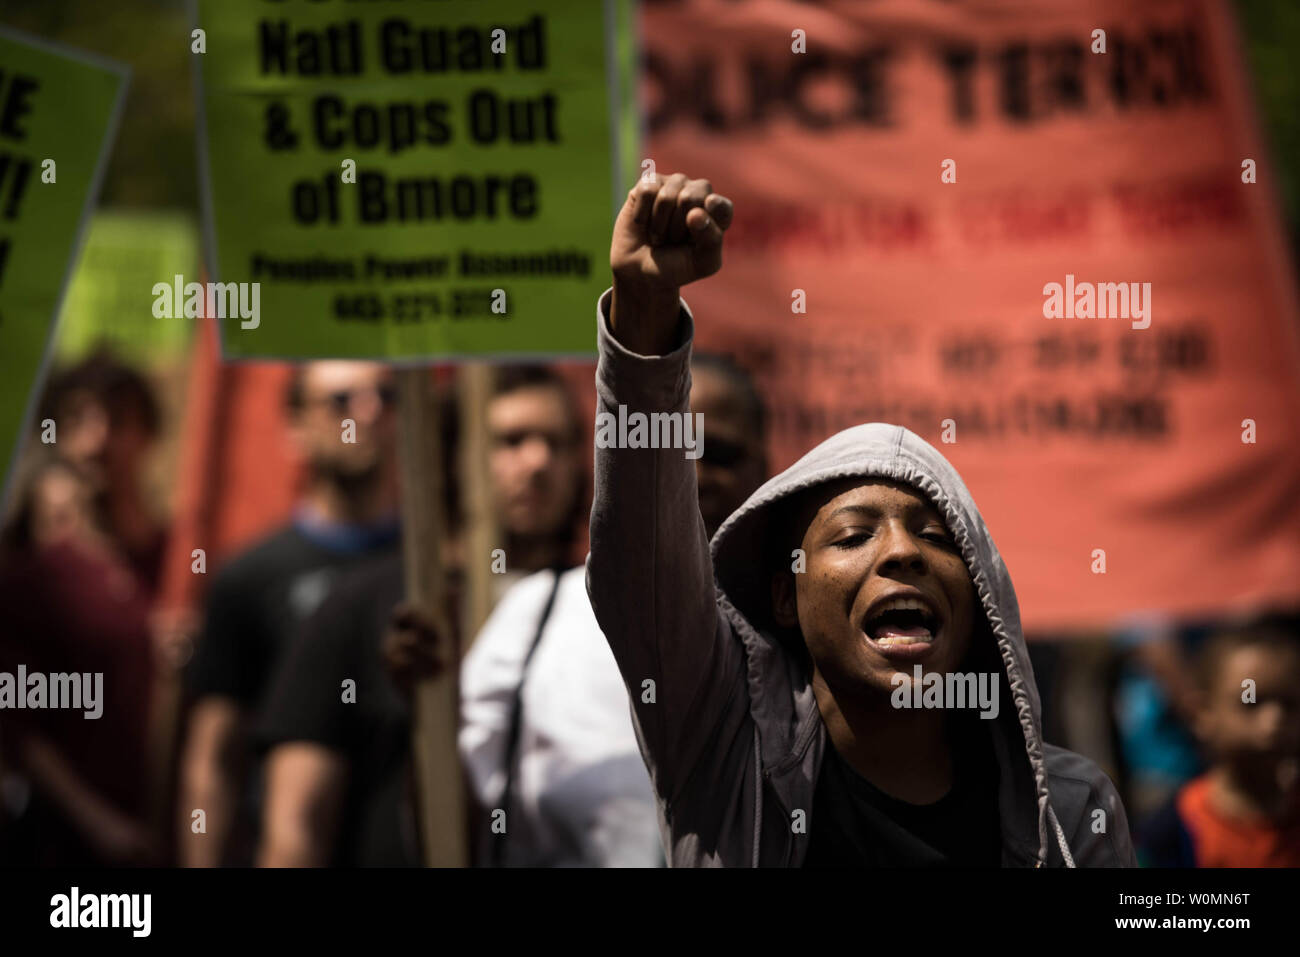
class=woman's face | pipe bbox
[774,479,980,698]
[32,467,94,548]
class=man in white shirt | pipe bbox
[387,356,769,865]
[259,366,582,866]
[460,567,663,866]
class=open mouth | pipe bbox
[864,597,940,646]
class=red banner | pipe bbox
[641,0,1300,630]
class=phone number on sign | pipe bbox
[332,289,508,322]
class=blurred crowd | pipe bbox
[0,344,1296,867]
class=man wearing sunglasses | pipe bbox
[256,366,589,867]
[180,361,402,867]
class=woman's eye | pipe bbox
[832,532,870,549]
[922,529,953,545]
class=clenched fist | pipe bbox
[381,601,449,697]
[609,173,733,355]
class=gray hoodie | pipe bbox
[586,288,1136,867]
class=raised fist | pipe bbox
[609,173,733,354]
[611,172,732,289]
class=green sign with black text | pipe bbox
[193,0,638,361]
[0,27,127,508]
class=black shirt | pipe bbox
[185,517,400,865]
[187,518,401,712]
[803,716,1003,867]
[257,554,419,867]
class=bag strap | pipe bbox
[490,567,564,867]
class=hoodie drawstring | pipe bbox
[1047,804,1076,867]
[751,732,763,867]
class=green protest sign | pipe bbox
[57,210,199,365]
[0,27,128,509]
[193,0,639,362]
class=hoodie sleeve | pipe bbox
[1077,772,1138,866]
[585,287,747,805]
[1045,745,1138,866]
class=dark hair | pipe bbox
[39,347,160,437]
[492,364,581,442]
[691,351,768,442]
[767,490,809,576]
[759,485,831,664]
[1195,617,1300,695]
[284,366,307,414]
[493,364,566,396]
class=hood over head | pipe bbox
[709,422,1067,865]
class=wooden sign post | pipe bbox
[396,367,466,867]
[458,363,500,646]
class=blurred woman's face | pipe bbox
[54,390,111,488]
[32,468,95,548]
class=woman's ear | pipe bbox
[771,570,799,629]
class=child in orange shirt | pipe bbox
[1138,620,1300,867]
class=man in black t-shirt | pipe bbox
[178,361,401,867]
[256,366,584,867]
[255,554,418,867]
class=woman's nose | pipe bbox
[877,521,926,572]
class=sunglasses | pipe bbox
[307,385,398,415]
[699,436,748,467]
